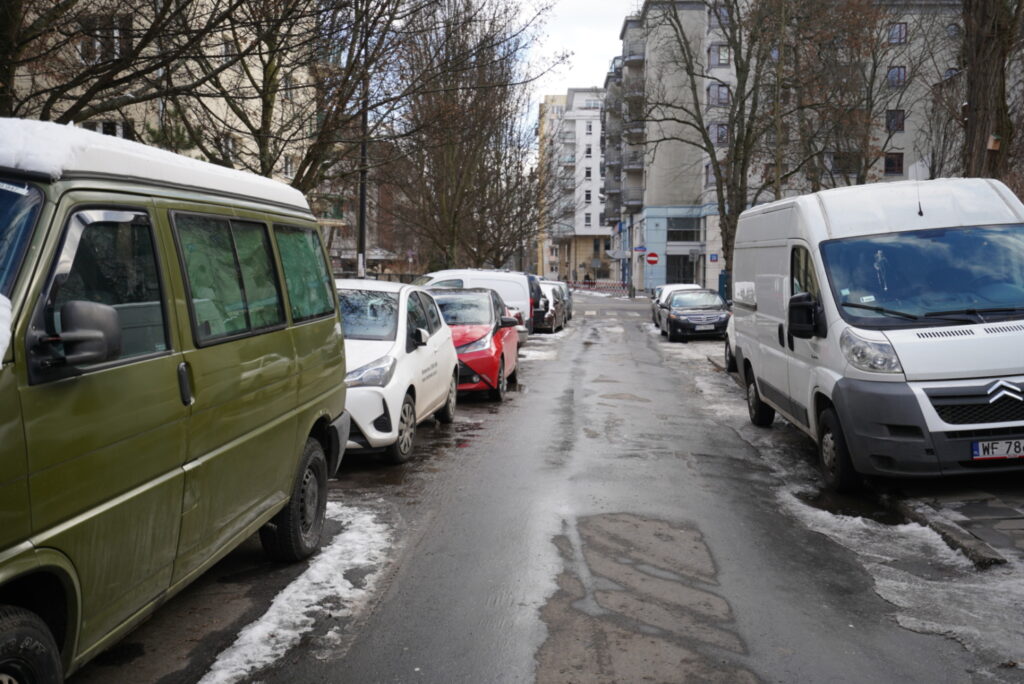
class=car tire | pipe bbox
[384,393,416,464]
[435,372,457,424]
[0,605,62,684]
[724,339,737,372]
[818,407,860,493]
[745,371,775,427]
[259,438,327,562]
[490,360,507,402]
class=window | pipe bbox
[407,292,429,333]
[946,23,961,38]
[585,167,592,180]
[585,213,592,227]
[709,4,730,28]
[593,238,600,255]
[586,121,593,135]
[274,226,335,321]
[337,289,398,340]
[81,120,135,140]
[53,209,167,360]
[584,190,592,204]
[886,109,905,133]
[704,163,716,187]
[416,292,442,333]
[708,44,730,67]
[944,68,959,79]
[79,14,132,64]
[668,217,702,242]
[791,246,820,299]
[887,66,907,88]
[831,152,858,175]
[884,152,904,176]
[888,22,907,44]
[282,155,294,178]
[708,84,730,106]
[175,214,285,343]
[709,123,729,145]
[0,180,43,297]
[585,144,592,158]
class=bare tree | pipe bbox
[961,0,1023,178]
[0,0,247,122]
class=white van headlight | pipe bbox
[840,329,903,374]
[345,355,397,387]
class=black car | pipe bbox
[658,289,731,342]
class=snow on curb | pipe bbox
[0,296,10,360]
[198,503,390,684]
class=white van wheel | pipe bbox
[818,408,860,493]
[745,372,775,427]
[259,438,327,562]
[724,340,737,372]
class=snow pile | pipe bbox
[0,296,10,360]
[198,503,391,684]
[0,119,308,210]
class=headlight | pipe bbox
[457,334,491,353]
[345,355,397,387]
[840,328,903,374]
[719,313,731,321]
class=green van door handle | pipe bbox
[177,362,194,406]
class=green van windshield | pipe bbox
[0,180,43,296]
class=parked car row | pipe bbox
[337,269,570,465]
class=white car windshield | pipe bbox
[338,289,399,340]
[434,293,492,325]
[0,180,44,296]
[820,223,1024,328]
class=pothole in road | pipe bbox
[795,488,908,526]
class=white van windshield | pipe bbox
[820,223,1024,328]
[0,180,43,296]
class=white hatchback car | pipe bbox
[336,279,459,464]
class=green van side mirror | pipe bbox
[60,300,122,365]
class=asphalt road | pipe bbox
[73,292,1020,683]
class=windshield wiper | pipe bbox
[924,307,1024,322]
[841,302,972,324]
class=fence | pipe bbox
[568,279,631,297]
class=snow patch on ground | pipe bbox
[519,348,558,362]
[0,296,10,360]
[603,325,625,334]
[198,503,391,684]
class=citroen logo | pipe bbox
[986,380,1024,404]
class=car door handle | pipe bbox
[777,323,785,347]
[177,361,194,406]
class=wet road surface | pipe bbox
[73,292,1022,683]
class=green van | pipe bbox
[0,119,349,682]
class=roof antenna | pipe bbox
[916,180,924,216]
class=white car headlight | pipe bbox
[457,334,491,353]
[345,355,397,387]
[840,328,903,374]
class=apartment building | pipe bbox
[603,0,961,295]
[539,88,610,281]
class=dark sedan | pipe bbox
[658,289,731,342]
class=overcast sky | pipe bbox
[531,0,638,101]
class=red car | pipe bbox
[432,288,520,401]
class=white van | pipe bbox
[732,178,1024,491]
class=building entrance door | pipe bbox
[666,254,695,283]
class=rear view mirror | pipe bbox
[788,292,826,339]
[60,300,122,365]
[499,316,518,328]
[412,328,429,347]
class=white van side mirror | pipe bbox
[788,292,826,339]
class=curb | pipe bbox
[704,354,1008,569]
[888,498,1007,569]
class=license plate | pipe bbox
[972,439,1024,460]
[695,324,714,331]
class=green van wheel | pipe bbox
[0,605,62,684]
[260,439,328,562]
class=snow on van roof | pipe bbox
[742,178,1024,239]
[0,118,309,211]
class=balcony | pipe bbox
[604,149,621,167]
[623,76,644,100]
[624,119,645,140]
[604,178,621,195]
[604,197,621,221]
[604,120,622,138]
[558,154,576,167]
[559,131,576,144]
[623,150,644,171]
[624,39,646,65]
[559,176,576,192]
[623,186,643,208]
